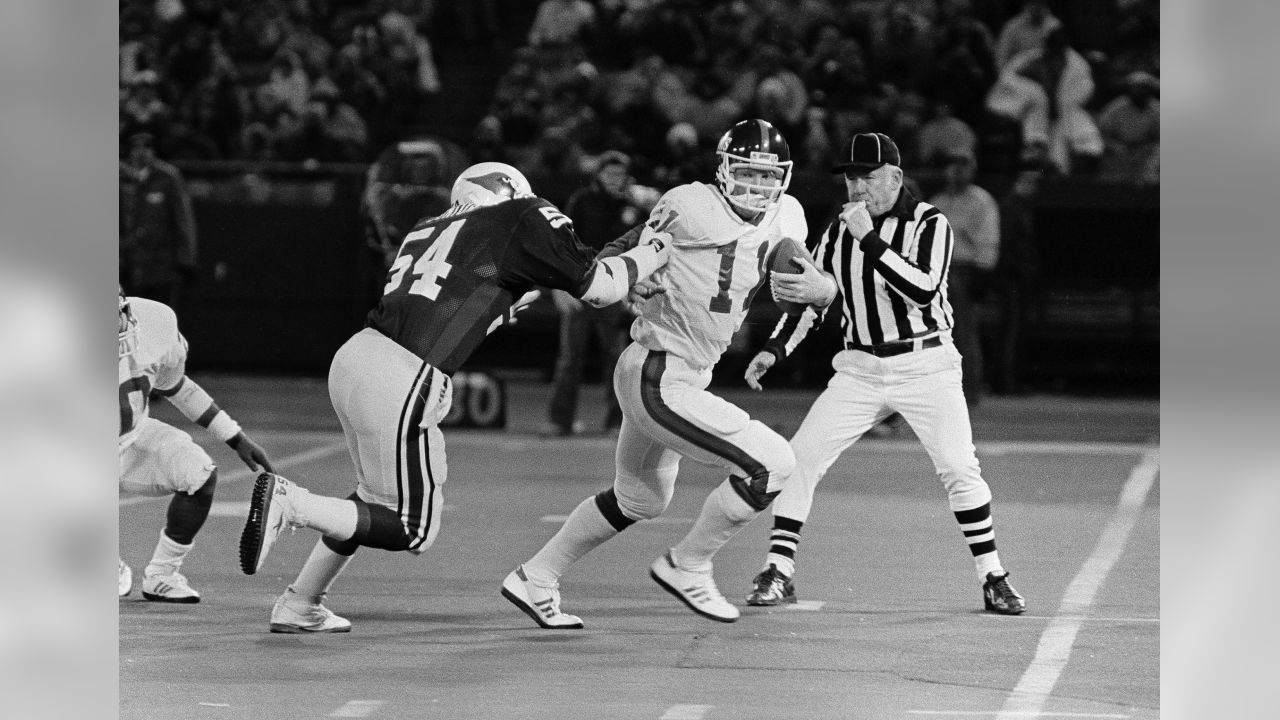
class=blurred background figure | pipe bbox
[987,26,1101,175]
[545,150,657,436]
[528,0,597,49]
[993,0,1061,71]
[916,100,977,168]
[1097,70,1160,185]
[361,136,465,269]
[993,163,1044,395]
[119,129,199,312]
[929,147,1000,404]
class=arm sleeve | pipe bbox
[859,211,953,307]
[157,376,243,443]
[501,200,599,292]
[596,223,645,259]
[576,239,670,308]
[151,329,189,392]
[761,305,823,362]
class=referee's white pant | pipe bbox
[772,341,992,523]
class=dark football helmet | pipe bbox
[715,119,793,213]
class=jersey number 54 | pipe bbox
[384,219,465,300]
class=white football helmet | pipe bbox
[449,162,534,207]
[119,287,138,358]
[715,119,793,213]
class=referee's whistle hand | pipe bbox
[840,201,872,239]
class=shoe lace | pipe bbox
[694,573,728,604]
[755,567,784,593]
[990,574,1016,599]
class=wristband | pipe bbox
[207,411,243,444]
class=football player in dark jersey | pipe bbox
[238,162,669,633]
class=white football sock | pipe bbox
[670,479,758,573]
[764,554,796,579]
[291,488,359,541]
[523,496,620,587]
[145,531,192,576]
[975,551,1004,582]
[289,539,356,604]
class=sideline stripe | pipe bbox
[540,515,691,525]
[995,450,1159,720]
[906,707,1126,712]
[329,700,384,717]
[660,705,713,720]
[118,441,347,507]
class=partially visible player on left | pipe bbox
[119,288,274,602]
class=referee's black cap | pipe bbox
[831,132,901,174]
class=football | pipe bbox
[767,237,816,315]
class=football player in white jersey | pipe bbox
[503,119,839,627]
[118,289,274,602]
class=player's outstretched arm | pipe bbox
[156,376,275,472]
[578,231,671,308]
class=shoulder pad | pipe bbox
[129,298,184,363]
[650,183,740,247]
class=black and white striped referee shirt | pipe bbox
[764,188,955,360]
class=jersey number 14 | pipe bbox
[384,219,465,299]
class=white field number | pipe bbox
[384,221,462,299]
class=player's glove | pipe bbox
[744,350,778,391]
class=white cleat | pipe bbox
[119,558,133,598]
[269,593,351,634]
[240,472,302,575]
[501,565,584,629]
[649,551,740,623]
[141,571,201,604]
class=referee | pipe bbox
[744,132,1026,615]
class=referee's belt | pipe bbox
[846,336,943,357]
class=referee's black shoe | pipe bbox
[983,571,1026,615]
[746,564,797,606]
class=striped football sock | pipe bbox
[763,516,804,578]
[954,502,1004,581]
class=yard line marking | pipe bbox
[784,600,826,611]
[975,441,1152,457]
[119,441,347,507]
[995,450,1159,720]
[906,707,1126,712]
[198,703,230,708]
[983,614,1158,624]
[540,515,692,525]
[660,705,713,720]
[208,501,246,518]
[329,700,385,717]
